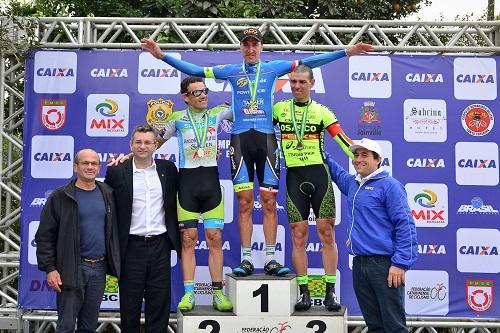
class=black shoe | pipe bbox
[324,282,341,311]
[232,259,254,276]
[295,285,312,311]
[264,260,290,276]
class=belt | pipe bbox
[82,256,105,263]
[129,233,166,242]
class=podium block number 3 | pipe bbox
[252,283,269,312]
[198,320,220,333]
[307,320,327,333]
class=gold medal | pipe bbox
[296,141,304,150]
[248,100,258,112]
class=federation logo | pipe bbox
[405,270,449,315]
[40,99,66,130]
[461,104,494,136]
[466,280,494,313]
[146,98,173,132]
[457,197,499,214]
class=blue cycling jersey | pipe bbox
[161,50,347,134]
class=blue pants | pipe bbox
[353,256,408,333]
[56,261,106,333]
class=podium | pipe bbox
[178,273,347,332]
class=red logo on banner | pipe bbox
[466,279,494,312]
[40,99,66,130]
[461,104,494,136]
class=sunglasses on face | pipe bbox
[184,88,209,97]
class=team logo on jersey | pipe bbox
[467,280,494,312]
[236,78,248,87]
[357,101,382,136]
[146,98,173,132]
[40,99,66,130]
[461,104,494,136]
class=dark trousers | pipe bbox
[119,234,172,333]
[56,261,106,333]
[353,255,408,333]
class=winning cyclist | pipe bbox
[142,29,372,276]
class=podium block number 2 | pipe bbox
[252,283,269,312]
[306,320,327,333]
[198,320,220,333]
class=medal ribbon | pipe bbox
[241,61,261,109]
[290,100,310,144]
[187,108,209,150]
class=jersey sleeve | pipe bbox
[161,54,235,79]
[320,105,338,128]
[300,50,347,68]
[212,106,233,123]
[162,112,180,140]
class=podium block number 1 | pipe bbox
[252,283,269,312]
[307,320,327,333]
[198,320,220,333]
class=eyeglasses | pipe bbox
[184,88,209,97]
[132,140,156,146]
[76,161,100,167]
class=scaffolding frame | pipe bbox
[1,17,500,332]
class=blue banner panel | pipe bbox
[20,50,499,318]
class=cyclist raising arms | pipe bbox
[142,29,372,276]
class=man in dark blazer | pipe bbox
[105,124,180,333]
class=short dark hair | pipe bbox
[181,76,204,94]
[372,151,381,168]
[293,64,314,80]
[130,124,156,141]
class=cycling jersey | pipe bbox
[273,99,351,168]
[161,50,347,134]
[163,106,232,168]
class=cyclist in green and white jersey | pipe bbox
[273,65,353,312]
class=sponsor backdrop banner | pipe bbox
[19,50,499,318]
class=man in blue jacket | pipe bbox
[326,138,417,333]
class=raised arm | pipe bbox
[327,123,354,159]
[300,42,373,69]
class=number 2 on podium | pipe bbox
[252,283,269,312]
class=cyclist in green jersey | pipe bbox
[273,65,353,311]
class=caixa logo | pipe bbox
[456,74,494,84]
[351,72,389,81]
[36,67,74,77]
[31,136,74,179]
[454,58,496,100]
[407,158,445,168]
[418,244,446,254]
[458,159,496,169]
[140,68,178,78]
[33,152,71,161]
[459,246,498,256]
[34,51,77,93]
[138,53,181,94]
[405,73,443,83]
[90,68,128,78]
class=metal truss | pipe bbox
[1,17,500,332]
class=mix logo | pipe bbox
[405,73,444,83]
[357,101,382,136]
[457,197,499,214]
[30,190,53,208]
[308,182,341,226]
[418,244,446,255]
[138,52,181,94]
[250,224,286,269]
[349,140,392,175]
[405,183,448,228]
[90,68,128,78]
[40,99,66,131]
[86,94,129,137]
[455,142,498,186]
[193,266,232,305]
[28,221,39,265]
[457,228,500,273]
[405,270,449,315]
[407,158,445,168]
[403,99,447,143]
[34,51,77,93]
[31,135,74,178]
[466,280,494,313]
[349,56,391,98]
[461,104,494,136]
[454,58,496,100]
[307,268,341,306]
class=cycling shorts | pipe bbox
[229,129,280,193]
[285,164,335,223]
[178,167,224,229]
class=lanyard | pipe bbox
[241,61,261,108]
[186,108,209,149]
[290,100,310,144]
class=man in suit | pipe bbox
[105,124,180,333]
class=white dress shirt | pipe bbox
[130,158,167,236]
